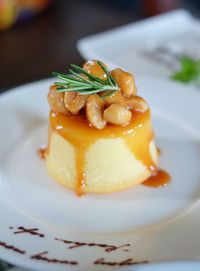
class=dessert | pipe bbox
[45,60,168,195]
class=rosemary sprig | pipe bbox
[52,61,120,96]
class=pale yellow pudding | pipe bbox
[45,60,160,195]
[46,109,158,195]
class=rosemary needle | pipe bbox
[52,61,119,96]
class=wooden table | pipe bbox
[0,0,138,92]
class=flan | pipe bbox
[45,60,159,195]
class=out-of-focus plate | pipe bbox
[77,10,200,79]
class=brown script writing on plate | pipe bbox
[55,237,130,252]
[31,251,78,265]
[9,226,45,238]
[0,240,26,255]
[94,258,149,266]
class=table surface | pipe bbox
[0,0,140,92]
[1,0,199,93]
[0,0,199,93]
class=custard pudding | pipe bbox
[45,60,160,195]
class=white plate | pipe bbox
[0,77,200,271]
[77,10,200,79]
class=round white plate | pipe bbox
[0,77,200,271]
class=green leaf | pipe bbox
[171,56,200,84]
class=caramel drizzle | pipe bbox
[157,147,161,155]
[75,147,86,196]
[38,147,47,160]
[50,114,94,196]
[143,169,170,188]
[49,110,169,195]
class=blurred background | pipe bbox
[0,0,200,92]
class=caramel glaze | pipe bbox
[83,60,107,80]
[49,108,167,195]
[157,147,161,155]
[143,169,170,188]
[38,147,47,160]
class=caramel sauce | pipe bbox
[38,147,47,160]
[157,147,161,155]
[49,109,157,195]
[143,169,170,188]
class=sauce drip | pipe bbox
[38,147,47,160]
[157,147,161,155]
[143,169,170,188]
[49,109,158,195]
